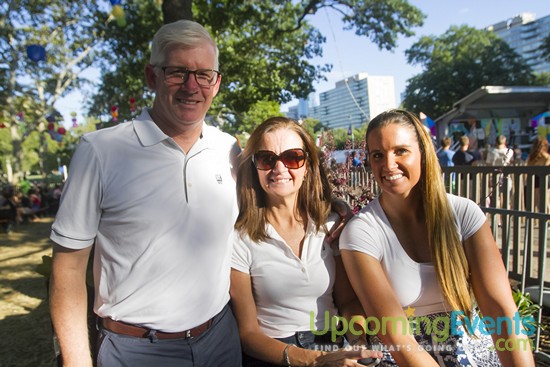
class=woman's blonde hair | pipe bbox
[366,109,473,318]
[235,116,332,242]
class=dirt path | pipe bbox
[0,218,56,367]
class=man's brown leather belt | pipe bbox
[101,317,213,339]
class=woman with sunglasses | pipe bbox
[340,110,534,367]
[230,117,383,366]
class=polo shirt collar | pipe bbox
[133,109,168,147]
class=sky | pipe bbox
[54,0,550,127]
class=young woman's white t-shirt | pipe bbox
[340,194,485,316]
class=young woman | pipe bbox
[230,117,382,366]
[526,136,550,213]
[340,109,534,367]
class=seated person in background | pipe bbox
[340,109,534,367]
[436,136,454,167]
[0,187,18,226]
[28,188,42,215]
[12,191,34,223]
[230,117,382,367]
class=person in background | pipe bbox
[486,135,513,166]
[49,20,242,367]
[512,144,523,164]
[349,150,363,186]
[526,136,550,213]
[0,186,18,232]
[340,109,534,367]
[351,151,363,168]
[436,136,454,167]
[451,135,477,166]
[230,117,382,367]
[486,135,514,209]
[508,119,519,146]
[28,187,41,216]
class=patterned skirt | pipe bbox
[368,311,503,367]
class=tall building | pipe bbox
[292,73,396,129]
[487,13,550,74]
[286,93,317,121]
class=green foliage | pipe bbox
[3,0,426,176]
[512,288,543,335]
[533,72,550,87]
[89,0,425,133]
[300,117,325,139]
[237,100,285,135]
[1,0,105,178]
[0,128,12,174]
[402,25,535,119]
[87,0,162,121]
[326,124,367,150]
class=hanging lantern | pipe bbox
[116,16,127,27]
[111,5,124,18]
[26,44,47,62]
[111,106,119,122]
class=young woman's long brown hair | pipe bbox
[366,109,474,319]
[235,116,332,242]
[527,136,550,164]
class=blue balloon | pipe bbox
[26,44,46,62]
[110,0,122,4]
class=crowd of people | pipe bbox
[0,181,62,232]
[46,20,539,367]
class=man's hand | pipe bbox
[326,199,353,246]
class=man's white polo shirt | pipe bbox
[51,109,239,331]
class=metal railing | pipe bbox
[341,164,550,353]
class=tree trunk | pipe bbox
[9,123,22,184]
[162,0,193,24]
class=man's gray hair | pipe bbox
[149,20,219,69]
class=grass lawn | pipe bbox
[0,218,57,367]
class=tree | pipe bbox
[300,117,325,139]
[240,100,285,134]
[87,0,163,126]
[402,25,535,119]
[88,0,425,133]
[1,0,105,182]
[533,72,550,86]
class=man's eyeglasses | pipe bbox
[160,66,221,87]
[252,149,307,171]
